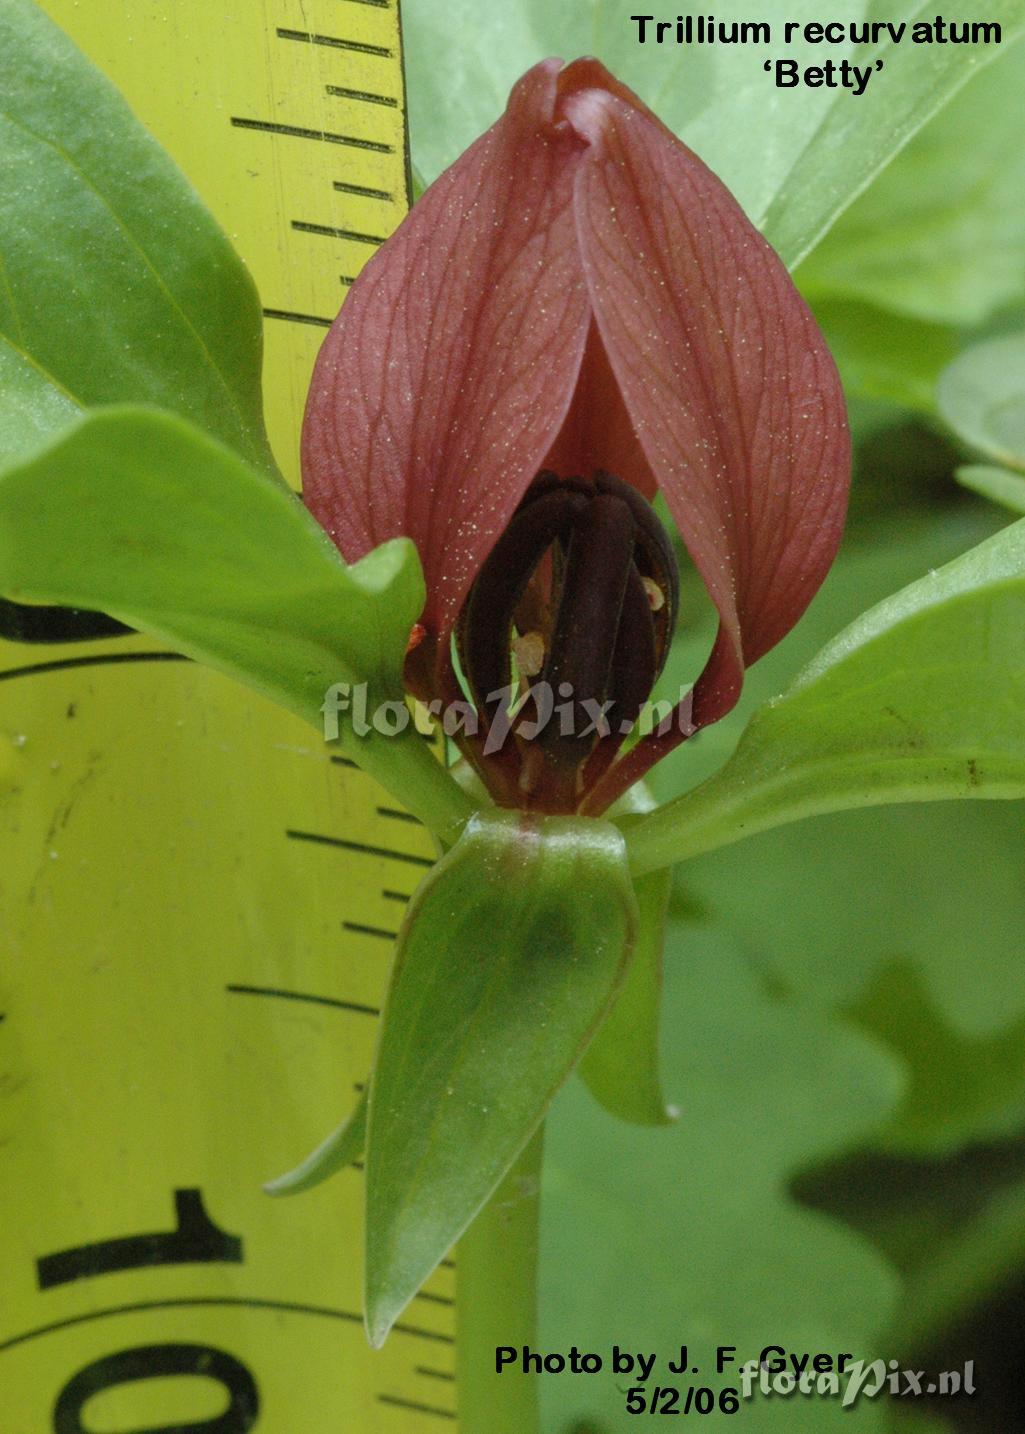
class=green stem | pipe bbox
[358,723,476,846]
[456,1124,545,1434]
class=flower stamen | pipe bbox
[513,630,547,680]
[642,577,666,612]
[456,469,679,811]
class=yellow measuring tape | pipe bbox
[1,1,458,1427]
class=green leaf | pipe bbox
[541,923,901,1434]
[676,801,1025,1124]
[896,1166,1025,1360]
[850,962,1025,1154]
[404,2,1022,269]
[957,464,1025,514]
[644,506,1025,1157]
[541,504,1025,1431]
[404,0,871,218]
[578,785,673,1127]
[890,1417,956,1434]
[0,405,473,840]
[762,8,1025,269]
[0,0,275,475]
[365,810,637,1346]
[799,1131,1025,1373]
[797,38,1025,326]
[608,504,1025,1388]
[626,516,1025,880]
[814,298,958,414]
[578,867,674,1127]
[264,1089,368,1197]
[937,334,1025,473]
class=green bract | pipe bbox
[364,810,637,1344]
[265,1089,369,1197]
[578,786,674,1127]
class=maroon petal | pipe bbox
[302,60,593,640]
[560,61,850,726]
[543,320,658,499]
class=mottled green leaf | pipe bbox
[851,963,1025,1154]
[800,1131,1025,1383]
[762,7,1025,269]
[647,505,1025,1151]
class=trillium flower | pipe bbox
[302,57,850,814]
